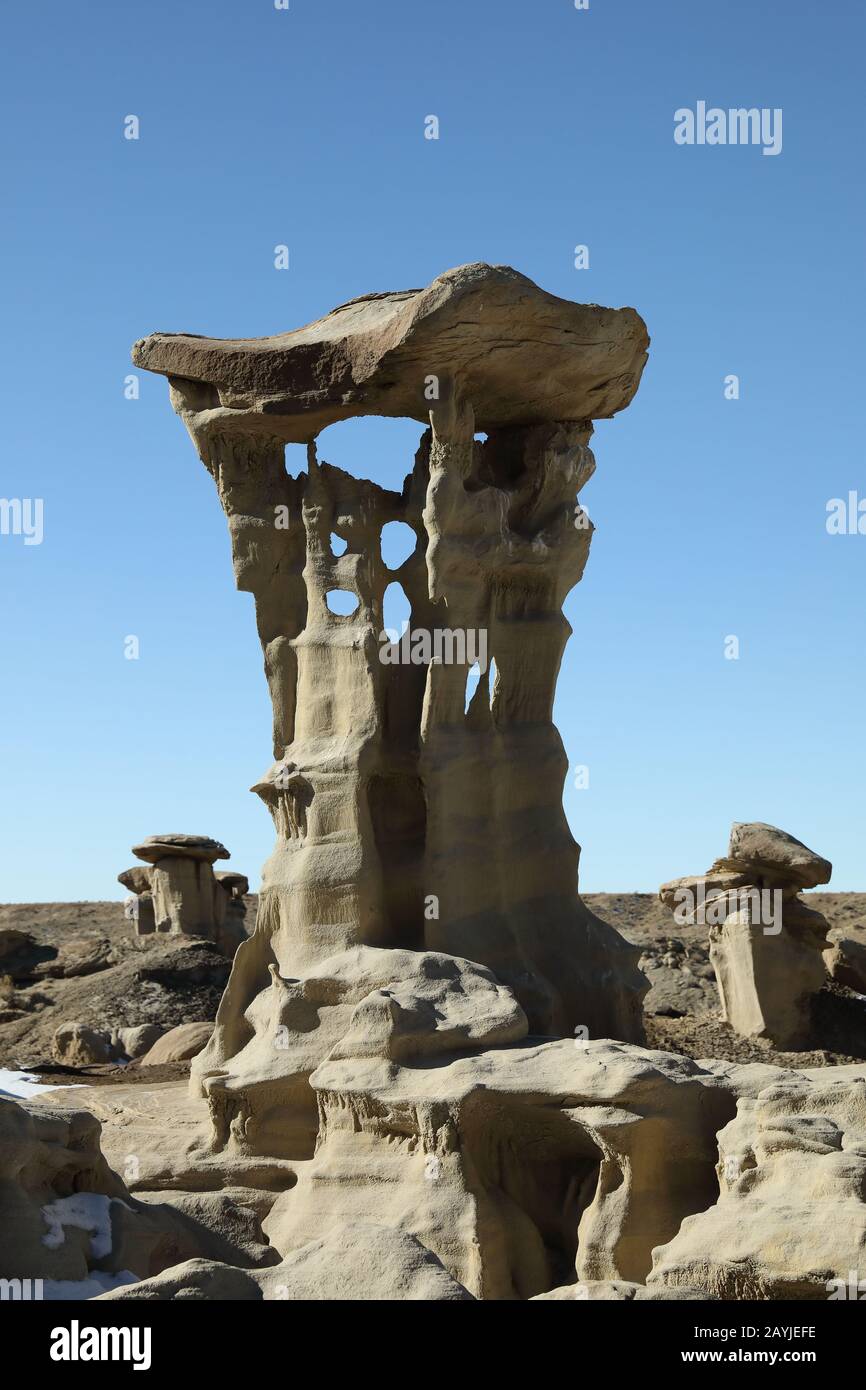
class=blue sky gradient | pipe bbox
[1,0,864,900]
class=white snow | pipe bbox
[41,1193,130,1259]
[0,1068,87,1099]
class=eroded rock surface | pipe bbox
[648,1061,866,1299]
[134,264,649,1069]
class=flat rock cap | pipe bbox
[132,834,230,865]
[132,262,649,438]
[719,822,831,890]
[117,865,154,894]
[215,871,250,895]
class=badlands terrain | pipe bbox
[3,267,865,1304]
[3,890,865,1077]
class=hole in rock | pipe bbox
[325,589,359,616]
[380,520,416,571]
[314,416,425,492]
[382,580,410,643]
[330,533,348,557]
[284,443,308,479]
[464,661,481,714]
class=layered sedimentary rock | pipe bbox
[119,835,247,958]
[660,823,832,1048]
[266,1038,735,1300]
[132,265,649,1066]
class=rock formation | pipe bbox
[0,1093,277,1296]
[119,835,247,958]
[660,823,832,1048]
[131,264,650,1084]
[0,267,833,1303]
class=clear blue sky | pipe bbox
[1,0,864,901]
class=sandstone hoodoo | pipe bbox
[660,822,833,1048]
[118,835,247,958]
[132,263,651,1058]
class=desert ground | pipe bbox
[3,891,865,1080]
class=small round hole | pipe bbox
[380,521,417,571]
[325,589,360,616]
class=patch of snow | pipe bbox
[41,1193,131,1259]
[0,1068,87,1099]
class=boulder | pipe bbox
[722,822,832,890]
[823,930,866,994]
[132,262,648,438]
[99,1223,473,1301]
[648,1063,866,1299]
[139,1022,213,1065]
[115,1024,165,1060]
[52,1023,114,1066]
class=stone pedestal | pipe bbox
[119,835,247,958]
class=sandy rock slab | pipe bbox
[264,1038,735,1300]
[29,1079,296,1200]
[192,944,528,1162]
[99,1222,473,1301]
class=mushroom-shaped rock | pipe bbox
[132,834,230,865]
[134,265,649,1047]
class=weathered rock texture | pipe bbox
[660,823,832,1048]
[0,1095,277,1292]
[648,1060,866,1299]
[119,835,247,958]
[132,264,649,1057]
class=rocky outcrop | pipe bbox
[648,1061,866,1299]
[119,836,247,958]
[264,1037,734,1300]
[660,823,832,1048]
